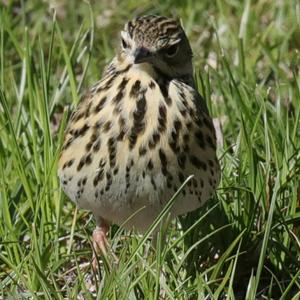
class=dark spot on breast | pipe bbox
[164,96,172,106]
[195,117,203,128]
[169,118,182,153]
[117,117,126,141]
[62,137,74,150]
[74,124,90,138]
[117,130,125,141]
[126,165,131,175]
[125,163,131,190]
[203,116,214,131]
[105,171,112,191]
[157,79,170,105]
[183,144,189,152]
[119,117,125,127]
[178,171,185,183]
[86,133,98,152]
[149,80,156,89]
[139,146,147,156]
[129,91,147,149]
[73,111,85,122]
[149,132,160,149]
[183,134,189,144]
[77,157,85,171]
[179,108,187,117]
[99,159,106,168]
[107,137,117,168]
[186,122,192,129]
[190,155,207,170]
[153,132,160,143]
[151,176,157,190]
[84,102,92,118]
[129,134,137,150]
[195,131,205,149]
[76,187,84,198]
[174,119,182,131]
[181,97,188,108]
[147,159,154,170]
[92,138,101,152]
[113,167,119,175]
[159,148,168,175]
[179,90,186,100]
[200,179,204,188]
[85,153,92,165]
[112,79,128,114]
[177,153,186,169]
[62,159,75,169]
[103,121,112,132]
[206,134,216,150]
[158,104,167,132]
[130,80,141,98]
[169,140,177,153]
[94,120,103,130]
[93,96,107,114]
[126,182,130,191]
[85,142,92,152]
[118,77,129,90]
[192,178,198,188]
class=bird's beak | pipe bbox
[134,47,152,64]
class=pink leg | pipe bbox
[91,218,119,269]
[93,224,109,254]
[92,219,109,269]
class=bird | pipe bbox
[58,15,220,262]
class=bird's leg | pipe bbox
[92,217,118,269]
[92,218,109,269]
[93,223,109,255]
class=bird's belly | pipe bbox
[58,140,218,231]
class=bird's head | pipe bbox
[118,15,193,78]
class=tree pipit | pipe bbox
[58,15,220,264]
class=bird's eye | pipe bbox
[165,44,179,57]
[122,38,128,49]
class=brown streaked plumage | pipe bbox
[58,15,220,261]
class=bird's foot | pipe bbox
[92,225,119,270]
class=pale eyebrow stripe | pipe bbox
[158,20,178,27]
